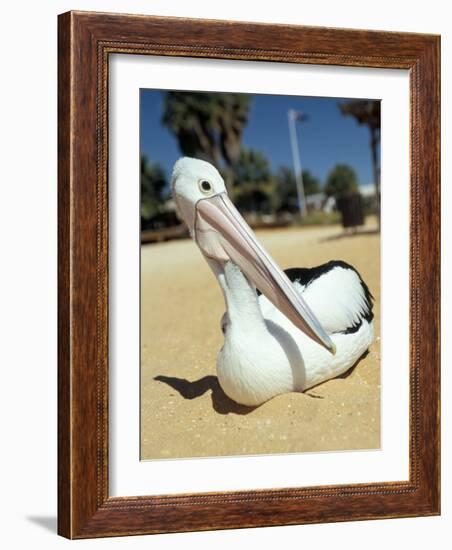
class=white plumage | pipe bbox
[291,266,372,334]
[171,157,375,407]
[217,262,374,406]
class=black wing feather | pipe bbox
[257,260,374,334]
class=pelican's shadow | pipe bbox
[154,375,255,415]
[155,321,306,414]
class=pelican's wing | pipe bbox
[259,260,374,335]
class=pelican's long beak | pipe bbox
[195,193,336,354]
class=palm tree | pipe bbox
[339,100,381,228]
[162,92,251,192]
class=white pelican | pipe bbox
[172,157,374,407]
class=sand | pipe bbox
[140,218,380,460]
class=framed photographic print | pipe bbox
[58,11,440,538]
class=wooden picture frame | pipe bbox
[58,10,440,539]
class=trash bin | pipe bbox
[336,193,364,229]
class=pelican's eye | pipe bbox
[199,179,213,194]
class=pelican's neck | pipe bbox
[215,261,267,334]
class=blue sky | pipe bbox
[140,90,379,186]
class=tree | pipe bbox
[235,148,271,186]
[162,92,251,190]
[140,155,168,222]
[275,167,321,213]
[301,170,321,196]
[233,149,277,214]
[339,100,381,227]
[275,166,297,212]
[324,164,358,198]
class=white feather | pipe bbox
[217,263,374,406]
[288,266,371,334]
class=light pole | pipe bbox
[287,109,307,217]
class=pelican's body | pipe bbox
[217,261,373,406]
[171,157,375,407]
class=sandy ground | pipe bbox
[141,218,380,459]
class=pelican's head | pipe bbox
[171,157,226,235]
[171,157,335,354]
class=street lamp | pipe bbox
[287,109,308,217]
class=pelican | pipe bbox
[171,157,374,407]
